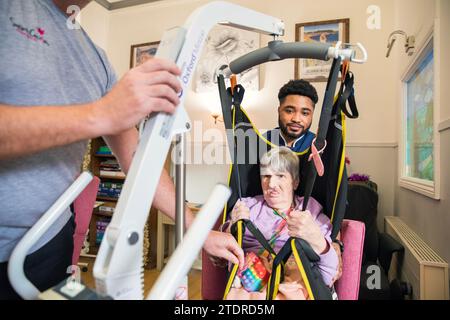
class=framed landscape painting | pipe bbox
[295,19,349,81]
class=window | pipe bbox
[400,32,440,199]
[405,46,434,181]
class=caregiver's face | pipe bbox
[260,167,297,210]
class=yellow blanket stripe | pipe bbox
[266,275,272,299]
[222,164,233,225]
[291,239,315,300]
[223,220,243,299]
[273,265,282,299]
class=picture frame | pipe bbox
[294,19,349,82]
[130,41,160,68]
[194,24,260,93]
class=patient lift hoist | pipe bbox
[8,1,367,300]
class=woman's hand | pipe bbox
[286,210,328,255]
[331,242,343,284]
[231,200,250,224]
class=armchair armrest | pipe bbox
[378,232,404,275]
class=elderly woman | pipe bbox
[222,146,339,300]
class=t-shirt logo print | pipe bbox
[9,17,50,46]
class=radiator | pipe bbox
[384,216,449,300]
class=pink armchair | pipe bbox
[72,176,100,267]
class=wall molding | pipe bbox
[346,142,398,148]
[438,118,450,132]
[95,0,163,10]
[94,0,111,9]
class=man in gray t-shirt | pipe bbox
[0,0,244,298]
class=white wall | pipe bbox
[80,1,110,50]
[393,0,450,271]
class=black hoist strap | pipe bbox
[231,219,277,257]
[218,75,233,131]
[228,84,245,108]
[218,75,245,200]
[335,71,358,119]
[230,84,246,200]
[302,57,342,211]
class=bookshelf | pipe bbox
[88,138,122,256]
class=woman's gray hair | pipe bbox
[260,146,299,182]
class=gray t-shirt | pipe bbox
[0,0,117,262]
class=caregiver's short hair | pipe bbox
[260,146,299,182]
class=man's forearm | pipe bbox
[1,58,182,161]
[103,128,139,175]
[105,130,195,227]
[0,103,100,159]
[152,169,195,227]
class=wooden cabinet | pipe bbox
[156,203,202,271]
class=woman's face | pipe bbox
[261,167,298,211]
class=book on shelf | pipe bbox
[96,218,111,245]
[99,182,123,189]
[98,204,115,214]
[98,181,123,198]
[96,145,113,156]
[97,194,120,200]
[99,170,126,179]
[100,159,120,168]
[99,159,126,178]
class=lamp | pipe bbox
[386,30,415,58]
[211,113,223,124]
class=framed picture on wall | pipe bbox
[294,18,349,82]
[130,41,160,68]
[194,24,260,93]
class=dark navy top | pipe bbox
[263,128,315,153]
